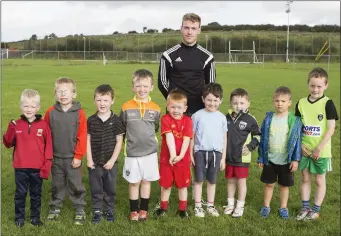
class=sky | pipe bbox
[1,1,340,42]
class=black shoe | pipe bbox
[31,219,44,227]
[15,220,25,228]
[176,210,189,218]
[105,211,114,222]
[91,210,102,224]
[153,208,167,217]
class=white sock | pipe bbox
[236,200,245,208]
[227,198,235,206]
[207,202,214,208]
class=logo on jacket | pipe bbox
[239,121,247,130]
[175,57,182,62]
[317,114,323,121]
[303,125,321,136]
[37,129,43,136]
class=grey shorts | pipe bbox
[194,151,222,184]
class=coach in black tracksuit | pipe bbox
[158,13,216,116]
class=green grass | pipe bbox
[1,59,340,236]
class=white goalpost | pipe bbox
[228,41,262,64]
[22,50,36,59]
[1,49,9,59]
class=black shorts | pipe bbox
[260,161,294,187]
[193,151,222,184]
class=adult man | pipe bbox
[158,13,216,116]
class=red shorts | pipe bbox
[225,165,249,179]
[159,164,191,188]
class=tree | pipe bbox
[147,29,158,33]
[113,31,120,35]
[128,31,138,34]
[49,33,57,38]
[162,28,174,33]
[44,35,48,40]
[30,34,37,40]
[143,27,147,33]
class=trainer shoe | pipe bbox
[31,218,44,227]
[260,206,271,218]
[295,208,310,221]
[74,210,86,225]
[15,220,25,228]
[91,210,102,224]
[47,208,60,221]
[223,205,235,215]
[207,206,220,217]
[232,207,244,218]
[176,210,189,219]
[279,208,289,220]
[138,210,148,221]
[128,211,139,221]
[105,211,114,222]
[304,210,320,221]
[153,208,167,218]
[154,201,161,211]
[194,206,205,217]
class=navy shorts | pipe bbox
[193,151,222,184]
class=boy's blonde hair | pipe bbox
[55,77,76,92]
[167,88,187,105]
[182,13,201,27]
[308,67,328,85]
[132,69,154,86]
[20,89,40,105]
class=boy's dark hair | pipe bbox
[94,84,114,100]
[308,67,328,84]
[167,88,187,105]
[274,86,292,100]
[132,69,154,85]
[202,83,223,99]
[230,88,249,101]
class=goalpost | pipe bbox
[228,41,262,64]
[22,50,35,59]
[1,49,8,59]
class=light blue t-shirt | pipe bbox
[192,109,228,153]
[268,114,289,165]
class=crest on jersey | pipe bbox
[317,114,323,121]
[37,129,43,136]
[149,110,155,119]
[126,170,130,176]
[239,121,247,130]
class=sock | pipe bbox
[236,200,245,209]
[312,204,321,213]
[160,201,168,210]
[195,202,202,208]
[129,199,139,212]
[140,198,149,211]
[207,201,214,208]
[179,200,187,211]
[227,198,235,206]
[302,200,310,210]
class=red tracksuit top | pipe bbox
[2,115,53,177]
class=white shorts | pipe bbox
[123,152,160,183]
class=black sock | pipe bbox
[140,198,149,211]
[130,199,139,212]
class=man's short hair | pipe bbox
[132,69,154,85]
[94,84,114,100]
[182,13,201,27]
[230,88,249,101]
[55,77,76,92]
[274,86,292,100]
[308,67,328,84]
[20,89,40,105]
[167,88,187,105]
[202,83,223,99]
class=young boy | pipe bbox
[44,77,87,225]
[120,69,161,221]
[190,83,227,217]
[258,86,302,219]
[87,84,125,224]
[224,88,261,217]
[3,89,53,228]
[295,67,338,221]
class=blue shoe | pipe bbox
[260,206,271,218]
[91,210,102,224]
[279,208,289,219]
[105,211,114,222]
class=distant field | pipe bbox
[1,60,340,236]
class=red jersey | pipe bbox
[2,115,53,179]
[160,114,193,166]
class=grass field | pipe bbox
[1,60,340,236]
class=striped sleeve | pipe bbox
[197,45,216,84]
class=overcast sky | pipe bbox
[2,1,340,42]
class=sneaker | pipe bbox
[176,210,189,219]
[154,200,161,211]
[15,220,25,228]
[207,206,220,217]
[128,211,139,221]
[200,198,208,206]
[31,219,43,226]
[260,206,271,218]
[223,205,235,215]
[194,206,205,218]
[91,210,102,224]
[295,208,310,221]
[232,207,244,218]
[105,211,114,222]
[74,210,86,225]
[138,210,148,221]
[47,208,60,221]
[304,210,320,221]
[279,208,289,220]
[153,208,167,218]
